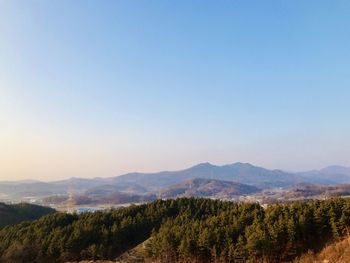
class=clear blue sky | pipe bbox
[1,1,350,180]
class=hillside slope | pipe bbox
[159,178,260,198]
[0,202,55,228]
[1,198,350,263]
[295,236,350,263]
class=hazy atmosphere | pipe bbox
[1,0,350,181]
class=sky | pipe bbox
[1,0,350,181]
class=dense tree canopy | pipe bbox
[0,198,349,263]
[0,202,55,228]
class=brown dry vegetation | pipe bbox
[294,236,350,263]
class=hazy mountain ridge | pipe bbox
[297,165,350,185]
[1,163,350,201]
[110,162,303,190]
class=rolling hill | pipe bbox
[158,178,260,199]
[0,202,55,228]
[1,198,349,263]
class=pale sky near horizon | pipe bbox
[1,1,350,181]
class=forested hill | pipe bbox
[0,198,350,263]
[0,202,55,228]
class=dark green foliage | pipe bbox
[147,198,350,263]
[0,198,350,263]
[0,202,55,228]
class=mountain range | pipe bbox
[1,162,350,201]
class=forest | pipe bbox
[0,197,350,262]
[0,202,55,228]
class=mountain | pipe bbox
[2,163,350,201]
[298,165,350,185]
[111,162,303,190]
[158,178,260,199]
[0,202,55,228]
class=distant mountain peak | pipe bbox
[228,162,255,167]
[194,162,213,167]
[191,162,257,170]
[189,162,216,170]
